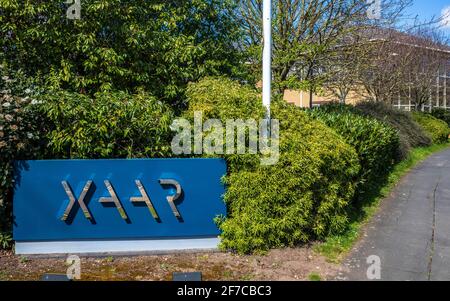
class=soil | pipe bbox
[0,246,342,281]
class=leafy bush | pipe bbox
[1,68,45,232]
[307,104,400,196]
[412,112,449,144]
[431,108,450,127]
[186,77,265,122]
[1,1,242,107]
[186,78,360,253]
[184,77,266,171]
[355,101,432,159]
[38,91,174,159]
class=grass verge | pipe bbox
[314,142,450,263]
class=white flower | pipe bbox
[31,99,41,105]
[25,88,32,94]
[2,102,11,108]
[1,76,9,81]
[27,133,34,139]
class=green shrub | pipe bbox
[184,77,266,171]
[0,232,12,250]
[355,101,432,159]
[38,90,174,159]
[431,108,450,127]
[1,1,242,107]
[1,68,45,232]
[412,112,449,144]
[186,78,360,254]
[307,103,400,196]
[185,77,265,122]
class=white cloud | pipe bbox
[442,6,450,28]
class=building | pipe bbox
[283,29,450,111]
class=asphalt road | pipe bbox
[338,147,450,281]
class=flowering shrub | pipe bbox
[0,69,45,232]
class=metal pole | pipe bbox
[444,73,447,110]
[429,85,432,113]
[437,69,440,108]
[444,60,448,110]
[262,0,272,119]
[408,85,412,111]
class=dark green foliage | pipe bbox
[0,0,242,108]
[412,112,449,144]
[355,101,432,159]
[186,78,360,254]
[307,103,400,197]
[431,108,450,127]
[38,90,174,159]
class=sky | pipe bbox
[402,0,450,34]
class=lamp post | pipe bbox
[262,0,272,120]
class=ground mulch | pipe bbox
[0,246,342,281]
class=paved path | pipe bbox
[339,147,450,281]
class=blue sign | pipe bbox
[13,158,227,241]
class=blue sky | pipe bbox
[403,0,450,33]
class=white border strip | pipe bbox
[15,237,219,255]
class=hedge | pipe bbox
[431,108,450,127]
[355,101,432,159]
[184,77,266,171]
[412,112,449,144]
[185,78,361,253]
[307,103,400,198]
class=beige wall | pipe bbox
[283,90,327,108]
[283,87,369,108]
[256,80,370,107]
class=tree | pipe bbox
[239,1,407,97]
[238,0,415,107]
[358,29,412,103]
[358,26,450,108]
[321,36,371,104]
[0,0,242,109]
[402,28,450,110]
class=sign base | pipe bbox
[15,237,219,255]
